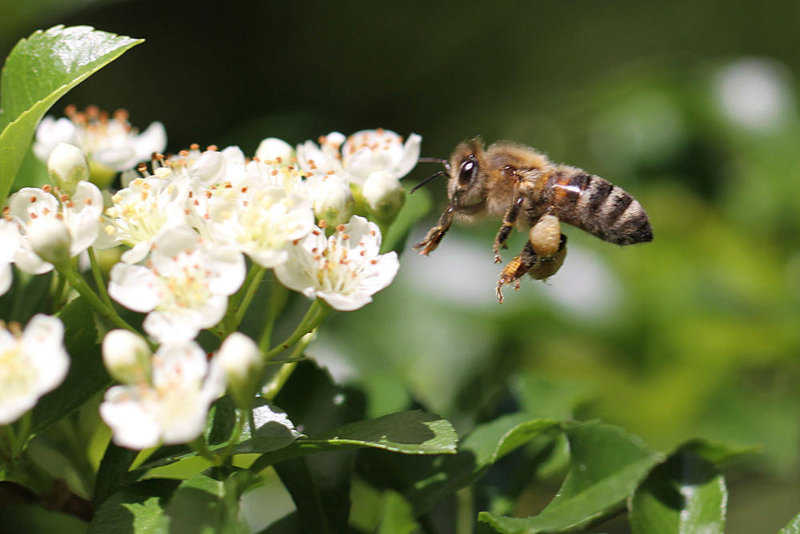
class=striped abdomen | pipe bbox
[543,167,652,245]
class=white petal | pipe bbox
[101,386,161,449]
[109,263,160,312]
[134,122,168,162]
[393,133,422,179]
[0,264,11,297]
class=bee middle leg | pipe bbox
[492,194,525,263]
[496,234,567,303]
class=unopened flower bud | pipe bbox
[256,137,294,164]
[28,217,72,266]
[47,143,89,195]
[216,333,262,408]
[308,174,354,228]
[362,170,405,223]
[102,329,152,384]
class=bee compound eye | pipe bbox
[459,158,478,185]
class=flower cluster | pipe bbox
[0,108,420,448]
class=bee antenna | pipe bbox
[410,169,448,194]
[417,157,451,172]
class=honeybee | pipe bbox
[412,138,653,302]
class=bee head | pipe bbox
[448,137,488,210]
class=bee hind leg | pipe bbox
[496,234,567,303]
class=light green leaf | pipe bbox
[88,479,176,534]
[779,511,800,534]
[630,449,727,534]
[0,25,142,200]
[377,491,418,534]
[480,421,663,533]
[164,474,251,534]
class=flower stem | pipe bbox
[87,247,113,308]
[55,263,140,337]
[258,281,288,353]
[263,299,330,361]
[231,265,266,332]
[262,330,315,400]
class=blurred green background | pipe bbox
[3,1,800,530]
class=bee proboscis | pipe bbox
[413,138,653,302]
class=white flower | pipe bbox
[341,129,420,186]
[47,143,89,195]
[296,132,346,176]
[275,215,399,311]
[0,315,69,424]
[298,129,420,187]
[108,226,245,343]
[99,175,189,264]
[306,173,354,227]
[0,220,21,296]
[34,106,167,172]
[199,174,314,268]
[6,182,103,274]
[100,341,225,449]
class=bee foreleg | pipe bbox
[414,205,455,255]
[492,193,525,263]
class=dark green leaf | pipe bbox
[779,511,800,534]
[0,504,87,534]
[0,25,142,200]
[315,409,457,455]
[93,441,139,507]
[275,453,353,534]
[630,449,726,534]
[250,410,457,471]
[680,438,759,466]
[32,296,108,433]
[234,401,302,454]
[480,421,663,533]
[357,414,559,517]
[207,396,237,446]
[88,479,177,534]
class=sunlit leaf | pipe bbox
[0,25,142,200]
[779,511,800,534]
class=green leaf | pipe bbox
[357,414,560,517]
[480,421,663,533]
[314,409,458,455]
[93,441,139,507]
[376,491,418,534]
[164,473,251,534]
[0,504,87,534]
[0,25,143,200]
[274,454,352,534]
[88,479,177,534]
[32,296,109,433]
[779,511,800,534]
[234,401,302,454]
[250,410,457,471]
[629,449,727,534]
